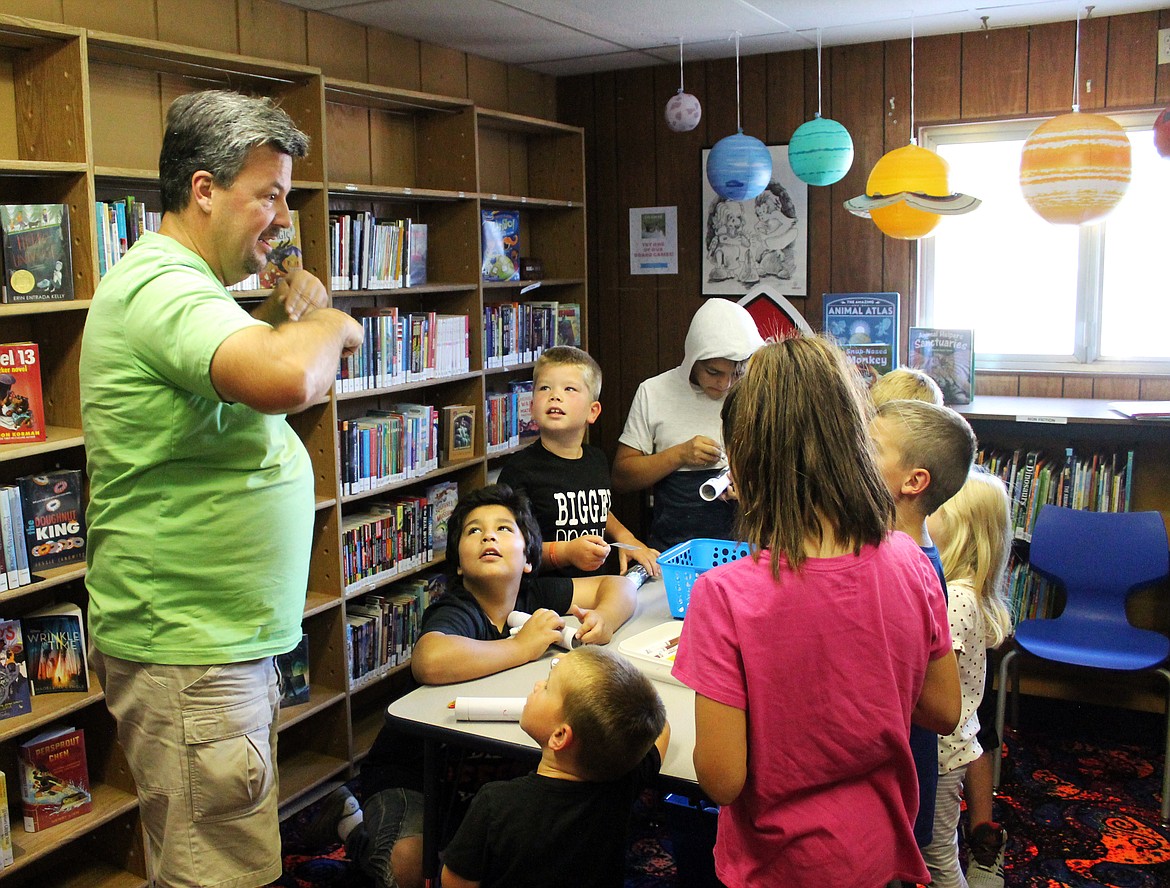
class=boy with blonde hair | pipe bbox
[871,367,944,408]
[870,397,975,853]
[441,646,670,888]
[499,346,658,579]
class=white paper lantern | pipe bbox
[665,91,702,132]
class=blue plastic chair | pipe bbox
[993,505,1170,825]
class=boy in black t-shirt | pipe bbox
[441,645,670,888]
[306,485,639,887]
[498,346,658,579]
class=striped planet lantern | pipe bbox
[1020,112,1131,225]
[706,131,772,201]
[788,116,854,186]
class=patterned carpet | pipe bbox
[271,696,1170,887]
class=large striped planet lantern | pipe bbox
[788,115,854,186]
[706,131,773,201]
[1020,112,1131,224]
[844,144,980,240]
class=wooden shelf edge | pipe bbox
[0,298,92,317]
[276,689,346,732]
[477,193,581,209]
[0,159,87,175]
[344,555,446,600]
[340,457,482,505]
[0,426,84,462]
[475,107,583,136]
[336,370,479,401]
[329,182,471,201]
[0,674,103,744]
[9,782,138,871]
[324,77,473,113]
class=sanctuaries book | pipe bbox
[258,209,302,290]
[822,292,899,376]
[0,619,31,721]
[0,342,46,445]
[17,469,86,574]
[21,602,88,695]
[0,204,74,303]
[18,724,92,832]
[908,327,975,405]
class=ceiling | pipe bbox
[278,0,1167,77]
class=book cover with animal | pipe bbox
[0,620,31,721]
[21,602,89,695]
[18,724,92,832]
[907,327,975,405]
[257,209,302,290]
[481,209,520,282]
[0,342,47,445]
[17,469,86,573]
[0,204,74,303]
[822,292,900,375]
[274,632,310,707]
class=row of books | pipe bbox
[329,212,426,291]
[341,480,457,588]
[339,406,440,497]
[1006,557,1058,624]
[346,571,447,687]
[94,197,161,277]
[0,205,74,304]
[0,604,89,723]
[485,381,539,454]
[483,300,581,368]
[339,310,470,393]
[976,446,1135,542]
[0,469,87,593]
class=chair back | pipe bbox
[1029,506,1169,624]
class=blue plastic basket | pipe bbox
[656,538,751,618]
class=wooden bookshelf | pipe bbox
[0,13,583,883]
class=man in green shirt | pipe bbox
[80,90,362,888]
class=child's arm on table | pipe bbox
[605,511,660,576]
[693,695,746,806]
[611,439,723,493]
[568,575,637,644]
[913,649,962,735]
[410,612,566,685]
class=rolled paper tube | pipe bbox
[699,469,732,502]
[508,611,580,650]
[453,697,527,721]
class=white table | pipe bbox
[385,579,700,881]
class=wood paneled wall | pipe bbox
[558,9,1170,523]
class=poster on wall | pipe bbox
[629,206,678,275]
[701,144,808,297]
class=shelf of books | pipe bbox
[955,395,1170,713]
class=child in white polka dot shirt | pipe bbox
[921,467,1015,888]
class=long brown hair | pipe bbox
[725,335,893,577]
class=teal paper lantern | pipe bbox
[707,131,772,201]
[788,116,854,186]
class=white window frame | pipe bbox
[918,109,1163,375]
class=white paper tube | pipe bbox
[507,610,581,650]
[453,697,527,721]
[699,469,732,502]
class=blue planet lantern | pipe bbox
[706,130,772,201]
[788,115,854,186]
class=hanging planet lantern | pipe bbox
[665,91,702,133]
[788,116,854,186]
[1019,112,1131,225]
[706,131,772,201]
[844,144,980,240]
[1153,104,1170,158]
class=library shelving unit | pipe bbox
[0,14,584,880]
[955,395,1170,714]
[320,79,587,760]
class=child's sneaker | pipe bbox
[303,784,361,849]
[966,821,1006,888]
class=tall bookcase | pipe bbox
[0,15,585,884]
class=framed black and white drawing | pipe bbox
[701,144,808,297]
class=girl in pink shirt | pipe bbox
[673,336,960,888]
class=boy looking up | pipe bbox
[441,646,670,888]
[870,398,975,851]
[409,483,638,685]
[498,346,658,579]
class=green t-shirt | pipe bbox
[80,232,313,664]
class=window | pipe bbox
[918,112,1169,372]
